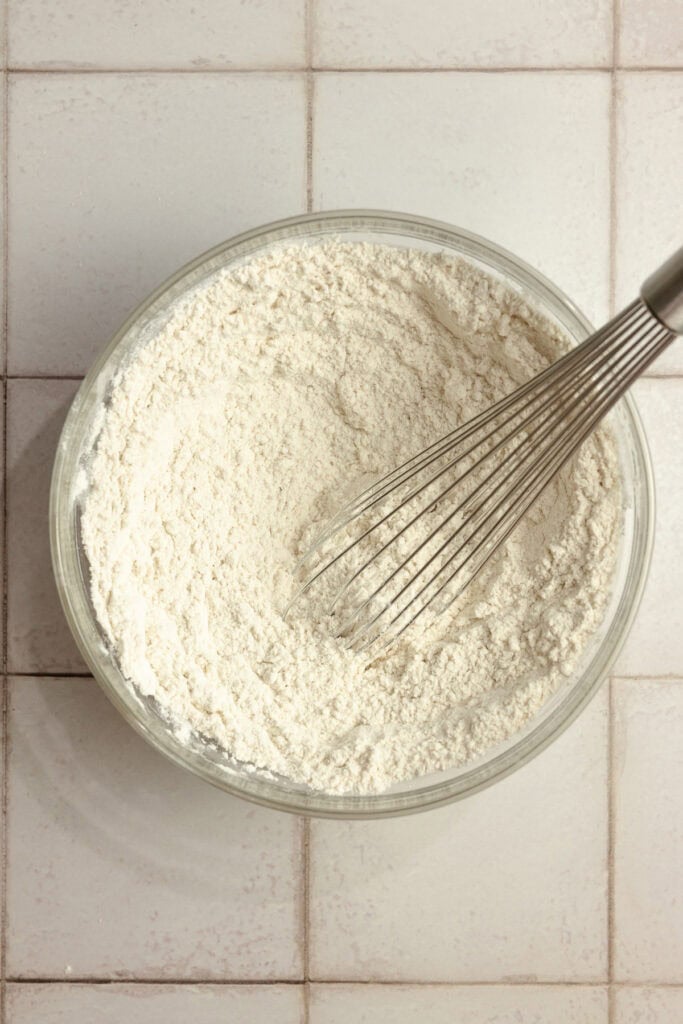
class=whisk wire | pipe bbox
[290,279,680,654]
[365,317,673,652]
[336,300,647,523]
[301,299,648,588]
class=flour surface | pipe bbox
[82,242,621,794]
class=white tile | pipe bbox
[613,679,683,982]
[8,73,306,375]
[313,0,612,68]
[309,690,608,982]
[615,73,683,374]
[314,72,610,324]
[310,984,608,1023]
[614,986,683,1024]
[6,983,304,1023]
[9,0,306,69]
[7,380,86,674]
[616,381,683,677]
[619,1,683,67]
[6,677,303,979]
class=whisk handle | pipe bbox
[641,246,683,335]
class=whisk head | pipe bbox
[289,298,673,656]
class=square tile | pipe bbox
[613,679,683,982]
[619,1,683,67]
[8,72,306,376]
[7,379,86,674]
[9,0,306,69]
[314,72,611,323]
[6,677,303,979]
[309,689,608,982]
[309,983,608,1023]
[6,983,304,1022]
[313,0,612,68]
[614,986,683,1023]
[616,381,683,677]
[615,73,683,373]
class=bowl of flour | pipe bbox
[51,211,654,817]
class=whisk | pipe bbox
[291,247,683,655]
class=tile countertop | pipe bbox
[1,2,681,1022]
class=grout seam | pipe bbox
[302,4,313,1019]
[302,817,311,1023]
[5,977,683,987]
[608,3,619,1010]
[304,0,314,216]
[1,33,9,1024]
[3,65,683,75]
[311,65,683,73]
[607,676,617,1022]
[7,65,308,75]
[8,672,92,679]
[305,72,313,213]
[608,79,618,318]
[6,977,308,986]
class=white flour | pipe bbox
[82,242,621,794]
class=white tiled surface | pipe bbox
[309,983,609,1023]
[6,677,303,979]
[8,73,306,375]
[612,680,683,983]
[614,987,683,1024]
[619,0,683,67]
[313,0,613,68]
[9,0,307,70]
[0,2,681,1022]
[6,982,305,1023]
[6,380,85,673]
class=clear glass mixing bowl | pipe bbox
[50,210,654,818]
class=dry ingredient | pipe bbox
[82,242,621,795]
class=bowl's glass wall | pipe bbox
[50,211,654,818]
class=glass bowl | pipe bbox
[50,210,654,818]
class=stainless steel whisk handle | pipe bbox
[641,246,683,335]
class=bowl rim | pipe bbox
[50,208,655,818]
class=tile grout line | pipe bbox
[608,87,617,319]
[304,0,314,218]
[303,4,313,1021]
[5,372,83,380]
[607,0,619,1010]
[5,977,683,988]
[302,818,311,1020]
[3,65,682,75]
[1,19,9,1021]
[607,676,617,1021]
[8,671,92,679]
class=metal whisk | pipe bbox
[291,247,683,656]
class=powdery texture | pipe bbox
[82,242,621,794]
